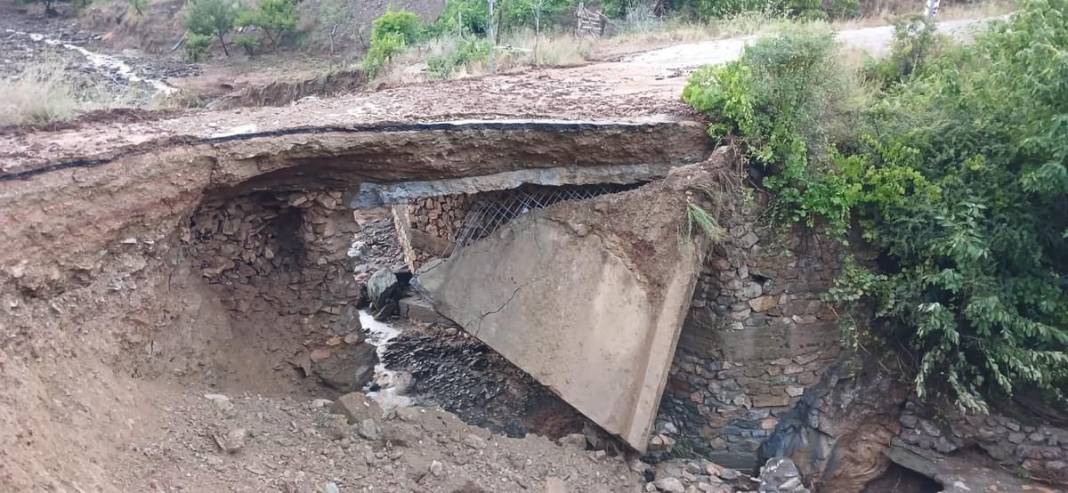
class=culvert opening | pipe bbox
[184,189,370,396]
[392,183,641,270]
[181,181,640,447]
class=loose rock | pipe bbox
[653,477,685,493]
[331,392,384,425]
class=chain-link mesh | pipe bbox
[446,184,635,255]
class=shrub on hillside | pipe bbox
[371,10,423,45]
[428,0,489,36]
[236,0,298,50]
[684,0,1068,412]
[427,38,492,78]
[185,0,240,56]
[863,15,941,88]
[429,0,579,37]
[840,0,1068,412]
[682,25,865,231]
[363,31,408,79]
[184,32,214,61]
[233,33,260,57]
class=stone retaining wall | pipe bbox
[656,200,845,468]
[392,194,471,271]
[186,190,375,391]
[897,399,1068,484]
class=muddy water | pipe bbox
[3,28,176,96]
[360,309,414,409]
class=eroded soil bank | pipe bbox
[0,121,709,491]
[0,180,641,492]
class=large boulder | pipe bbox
[311,343,379,392]
[367,268,404,320]
[367,269,399,307]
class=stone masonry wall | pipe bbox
[896,398,1068,484]
[186,190,377,391]
[656,200,845,469]
[392,194,471,271]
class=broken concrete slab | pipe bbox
[417,150,734,450]
[398,296,451,325]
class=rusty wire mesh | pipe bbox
[446,184,635,255]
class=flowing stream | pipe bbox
[359,309,413,410]
[4,28,177,96]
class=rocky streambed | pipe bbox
[0,9,193,106]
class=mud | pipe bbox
[206,68,368,110]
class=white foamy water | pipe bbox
[5,28,177,96]
[360,309,413,409]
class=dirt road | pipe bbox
[0,17,993,174]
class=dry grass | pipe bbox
[498,30,594,67]
[0,62,81,126]
[601,9,790,53]
[374,30,594,85]
[833,0,1015,29]
[0,60,136,127]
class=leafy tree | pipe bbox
[371,10,422,44]
[185,0,240,56]
[863,15,941,89]
[429,0,488,36]
[236,0,298,49]
[839,0,1068,411]
[428,0,578,37]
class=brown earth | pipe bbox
[0,12,1001,492]
[0,115,704,491]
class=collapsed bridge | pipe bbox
[1,117,843,470]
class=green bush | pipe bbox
[863,15,941,88]
[427,39,492,79]
[371,10,423,45]
[428,0,579,37]
[682,25,862,233]
[685,0,1068,412]
[236,0,298,49]
[185,0,239,56]
[184,32,214,61]
[428,0,489,36]
[840,0,1068,412]
[363,31,407,78]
